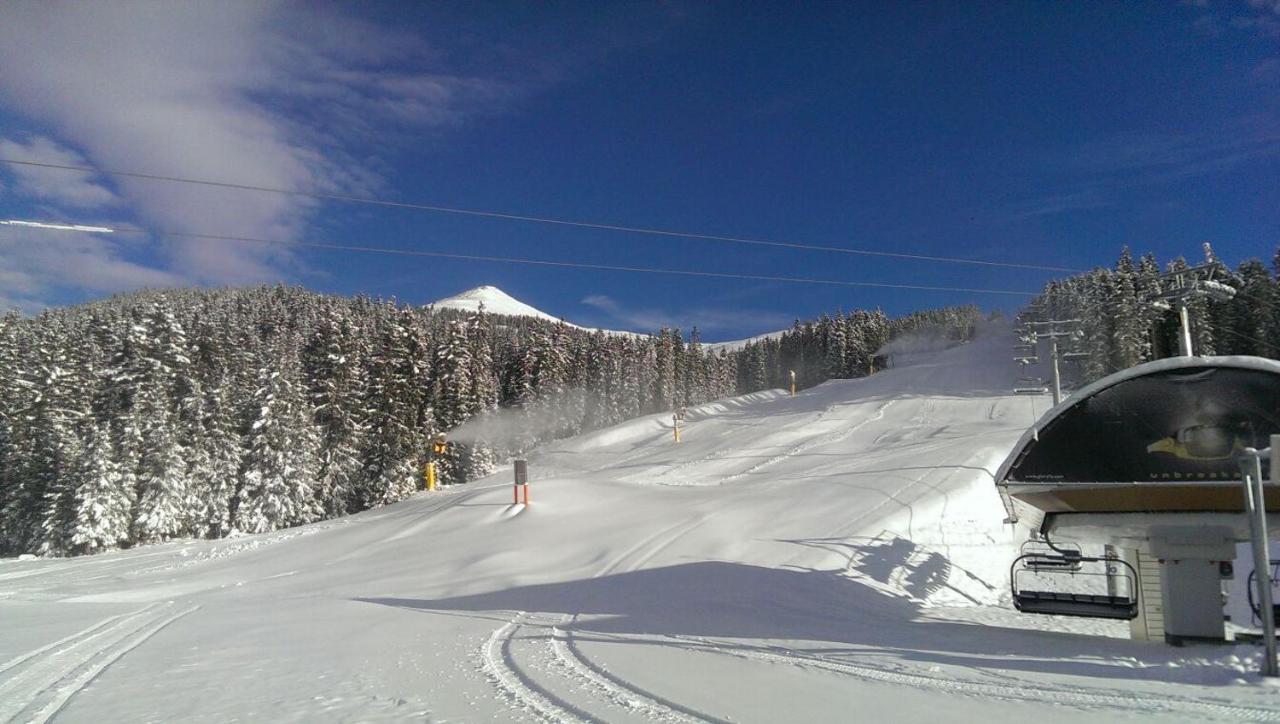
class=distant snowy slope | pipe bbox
[429,285,642,337]
[704,328,787,352]
[429,285,566,323]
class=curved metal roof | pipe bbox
[996,355,1280,491]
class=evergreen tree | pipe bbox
[236,359,321,534]
[69,427,133,554]
[1108,248,1144,371]
[303,307,367,515]
[131,306,195,543]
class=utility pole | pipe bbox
[1051,335,1063,404]
[1239,439,1278,677]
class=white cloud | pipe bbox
[0,1,528,293]
[0,226,189,313]
[0,136,120,208]
[582,294,793,336]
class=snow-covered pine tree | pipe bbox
[132,306,195,544]
[653,328,677,411]
[69,426,133,554]
[235,353,321,535]
[1107,248,1144,371]
[34,337,88,556]
[1135,253,1164,362]
[303,306,368,515]
[433,319,474,421]
[822,313,847,379]
[1202,243,1237,355]
[0,311,29,554]
[1232,259,1280,358]
[360,308,422,506]
[193,381,242,538]
[683,327,708,405]
[434,317,483,483]
[745,342,769,392]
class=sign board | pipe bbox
[513,459,528,486]
[1006,366,1280,484]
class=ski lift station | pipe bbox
[996,355,1280,646]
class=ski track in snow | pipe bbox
[717,398,894,484]
[481,515,725,722]
[482,611,602,724]
[0,601,198,724]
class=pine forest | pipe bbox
[0,286,980,557]
[1022,243,1280,387]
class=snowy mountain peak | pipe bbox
[429,285,564,323]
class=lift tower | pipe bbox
[1013,314,1086,405]
[1149,262,1239,357]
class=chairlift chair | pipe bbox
[1010,548,1139,620]
[1018,539,1082,571]
[1247,563,1280,627]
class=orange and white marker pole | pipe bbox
[513,459,530,505]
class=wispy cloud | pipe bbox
[0,226,189,314]
[582,294,793,337]
[1002,189,1113,221]
[1190,0,1280,37]
[0,136,120,209]
[1002,127,1280,221]
[0,2,540,299]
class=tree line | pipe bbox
[0,285,979,557]
[1021,243,1280,386]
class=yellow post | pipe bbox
[673,414,681,443]
[790,369,796,396]
[426,434,447,491]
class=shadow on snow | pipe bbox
[355,558,1237,686]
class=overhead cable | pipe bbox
[104,226,1039,296]
[0,157,1082,273]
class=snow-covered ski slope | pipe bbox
[3,326,1279,723]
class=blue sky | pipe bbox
[1,1,1277,341]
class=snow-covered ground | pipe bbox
[3,327,1279,723]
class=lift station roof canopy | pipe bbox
[996,356,1280,527]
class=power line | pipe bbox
[0,157,1083,273]
[105,226,1039,296]
[1208,323,1274,354]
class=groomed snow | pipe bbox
[2,327,1278,722]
